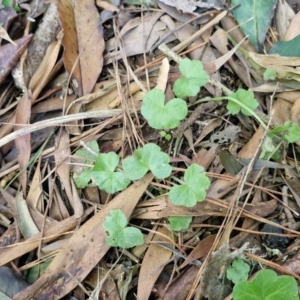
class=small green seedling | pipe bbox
[122,143,172,180]
[173,58,209,98]
[168,216,192,231]
[225,89,259,116]
[160,131,172,141]
[73,141,100,188]
[92,152,130,194]
[141,88,188,129]
[103,209,144,248]
[169,164,210,207]
[233,269,299,300]
[2,0,20,11]
[261,121,300,160]
[263,68,277,81]
[227,259,250,285]
[268,121,300,143]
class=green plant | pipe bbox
[92,152,131,194]
[73,141,99,188]
[73,55,300,251]
[141,88,188,129]
[232,269,299,300]
[169,164,210,207]
[263,68,277,80]
[227,259,250,285]
[2,0,20,11]
[160,131,172,141]
[103,209,144,248]
[168,216,192,231]
[122,143,172,180]
[173,58,209,98]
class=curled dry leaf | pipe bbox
[57,0,83,96]
[73,0,105,95]
[0,34,32,85]
[0,26,16,45]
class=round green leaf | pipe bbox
[141,89,188,129]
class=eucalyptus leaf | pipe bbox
[231,0,277,52]
[270,34,300,57]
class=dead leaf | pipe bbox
[54,130,78,213]
[283,10,300,41]
[12,174,153,299]
[156,58,169,92]
[181,235,216,269]
[73,0,105,95]
[14,91,32,195]
[137,226,173,300]
[15,192,39,239]
[162,265,199,300]
[0,26,16,45]
[57,0,83,96]
[0,34,32,85]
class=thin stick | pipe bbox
[0,109,124,148]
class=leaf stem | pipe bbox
[193,97,267,130]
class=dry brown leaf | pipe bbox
[57,0,83,96]
[272,97,292,124]
[27,159,43,210]
[181,235,216,269]
[291,97,300,123]
[156,58,169,92]
[54,130,76,211]
[0,26,16,45]
[0,207,94,267]
[162,265,199,300]
[0,34,32,85]
[275,0,295,40]
[12,174,153,299]
[30,32,63,102]
[137,226,173,300]
[283,10,300,41]
[105,12,176,63]
[192,146,217,170]
[73,0,105,95]
[49,184,70,221]
[249,52,300,81]
[14,91,32,195]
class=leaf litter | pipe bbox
[1,1,300,299]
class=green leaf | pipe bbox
[103,209,129,232]
[260,136,281,161]
[27,259,52,284]
[169,164,210,207]
[73,168,93,188]
[92,152,130,194]
[231,0,277,52]
[226,259,250,285]
[103,209,144,248]
[268,121,300,143]
[173,58,209,98]
[3,0,20,11]
[226,89,259,116]
[233,269,299,300]
[122,143,172,180]
[141,89,188,129]
[269,34,300,57]
[74,141,100,162]
[72,141,100,188]
[263,68,277,81]
[168,216,192,231]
